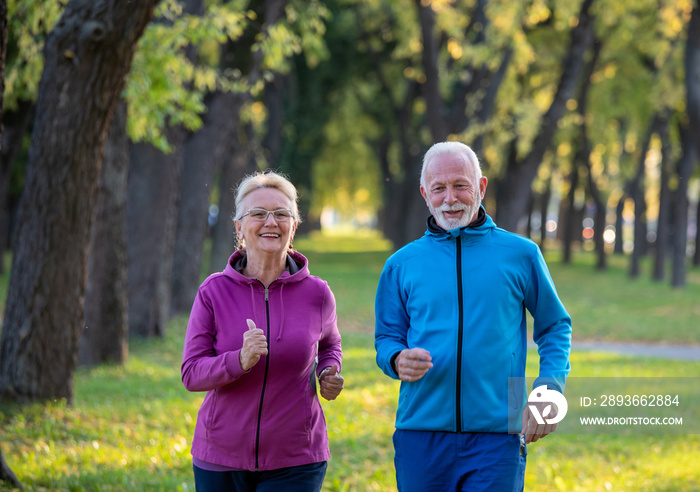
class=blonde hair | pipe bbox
[234,171,301,222]
[420,141,482,189]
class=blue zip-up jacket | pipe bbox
[375,207,571,433]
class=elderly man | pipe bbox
[374,141,572,492]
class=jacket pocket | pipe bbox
[509,353,520,410]
[205,389,219,438]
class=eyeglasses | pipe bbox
[241,208,294,222]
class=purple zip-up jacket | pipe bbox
[181,249,342,471]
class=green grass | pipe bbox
[1,233,700,490]
[546,252,700,344]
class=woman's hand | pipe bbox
[239,319,268,371]
[319,364,344,400]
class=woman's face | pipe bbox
[235,188,297,256]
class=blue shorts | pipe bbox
[393,430,526,492]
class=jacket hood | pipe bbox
[221,249,311,341]
[425,205,496,241]
[223,249,310,285]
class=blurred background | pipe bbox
[0,0,699,490]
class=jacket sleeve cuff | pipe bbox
[390,351,401,377]
[533,376,566,393]
[225,350,249,379]
[317,360,342,377]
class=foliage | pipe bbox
[3,0,331,153]
[125,1,252,151]
[3,0,64,111]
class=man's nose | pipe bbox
[444,187,457,204]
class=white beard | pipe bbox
[429,194,481,231]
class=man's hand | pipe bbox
[319,364,344,401]
[521,400,559,444]
[395,348,433,382]
[239,319,268,371]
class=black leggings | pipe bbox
[193,461,327,492]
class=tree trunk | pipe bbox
[539,180,551,251]
[415,0,446,141]
[614,196,625,254]
[0,1,22,486]
[210,139,254,273]
[653,116,672,281]
[262,73,287,166]
[562,165,580,264]
[0,0,160,404]
[525,194,534,239]
[629,114,663,278]
[686,0,700,269]
[79,101,129,366]
[171,92,244,311]
[0,100,34,271]
[495,0,595,232]
[671,125,697,287]
[694,197,700,267]
[576,37,606,270]
[686,0,700,158]
[126,132,183,338]
[0,448,21,489]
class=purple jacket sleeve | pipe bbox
[181,287,247,392]
[316,284,343,375]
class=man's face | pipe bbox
[420,153,487,231]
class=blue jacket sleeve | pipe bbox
[524,247,572,393]
[375,261,410,379]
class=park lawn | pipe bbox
[1,324,699,491]
[1,232,699,490]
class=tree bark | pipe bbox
[653,116,672,281]
[579,38,606,269]
[0,0,160,403]
[171,92,245,311]
[126,133,183,338]
[686,0,700,269]
[0,0,22,486]
[694,197,700,267]
[539,180,551,251]
[562,165,580,264]
[209,133,254,274]
[0,100,34,270]
[495,0,595,233]
[525,195,534,239]
[686,0,700,158]
[79,101,129,366]
[629,115,663,278]
[0,448,21,489]
[614,197,624,254]
[671,124,697,287]
[415,0,446,141]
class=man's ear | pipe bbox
[479,176,488,199]
[420,186,430,206]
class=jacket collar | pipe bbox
[224,249,309,284]
[425,205,495,240]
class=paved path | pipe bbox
[528,340,700,361]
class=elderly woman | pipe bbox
[182,171,344,492]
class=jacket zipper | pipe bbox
[254,286,271,470]
[455,235,464,433]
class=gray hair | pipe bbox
[420,141,482,189]
[233,171,301,223]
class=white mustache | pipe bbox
[437,204,468,213]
